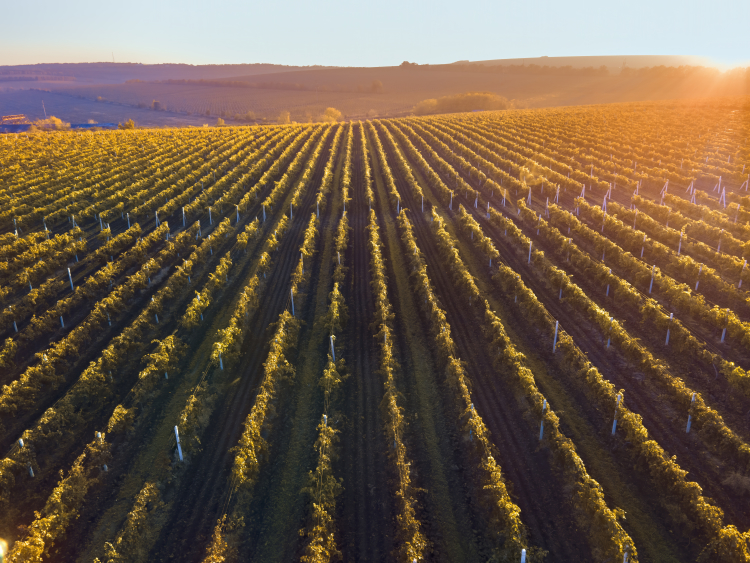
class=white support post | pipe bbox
[526,189,531,206]
[717,229,723,253]
[209,207,212,225]
[263,204,266,222]
[721,311,728,343]
[739,259,746,288]
[607,316,613,348]
[552,321,559,352]
[421,195,424,212]
[686,392,696,433]
[666,313,673,345]
[678,231,683,255]
[155,210,159,227]
[219,353,224,370]
[539,399,546,440]
[649,265,655,293]
[330,335,336,362]
[291,288,295,317]
[450,192,453,210]
[60,316,64,328]
[521,549,527,563]
[528,241,533,263]
[183,207,186,227]
[174,426,183,462]
[127,212,130,228]
[612,393,622,435]
[474,196,478,208]
[695,264,702,290]
[100,215,104,230]
[68,268,74,291]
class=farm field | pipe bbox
[1,96,750,562]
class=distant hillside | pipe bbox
[1,59,747,126]
[0,62,333,85]
[450,55,716,71]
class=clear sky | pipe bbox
[2,0,748,68]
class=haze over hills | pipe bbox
[452,55,720,69]
[1,56,747,127]
[0,62,331,85]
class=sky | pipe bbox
[2,0,749,68]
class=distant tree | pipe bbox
[205,108,211,116]
[278,111,291,124]
[216,118,225,126]
[321,107,342,122]
[413,91,509,115]
[118,119,135,130]
[151,100,162,111]
[33,116,70,130]
[371,80,383,93]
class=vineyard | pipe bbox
[1,96,749,562]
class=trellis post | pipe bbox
[686,393,696,433]
[174,426,183,461]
